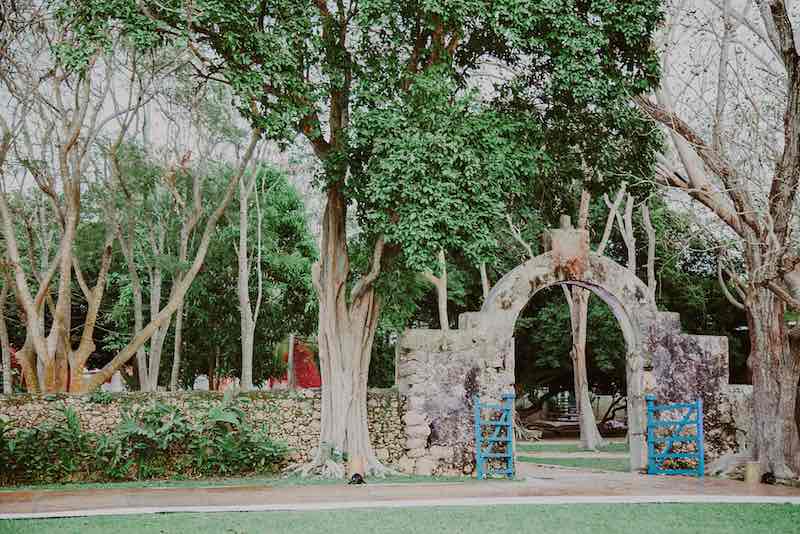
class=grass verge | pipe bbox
[4,504,799,534]
[517,456,630,472]
[516,442,629,454]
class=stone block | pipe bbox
[405,424,431,439]
[403,412,426,426]
[407,447,427,458]
[397,456,416,474]
[414,457,436,476]
[428,445,454,461]
[405,438,427,450]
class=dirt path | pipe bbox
[2,465,799,519]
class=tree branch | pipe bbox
[350,235,385,303]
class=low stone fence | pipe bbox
[0,389,407,466]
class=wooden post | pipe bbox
[287,333,296,389]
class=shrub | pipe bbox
[188,391,287,476]
[0,396,288,486]
[1,406,93,484]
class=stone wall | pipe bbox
[0,389,407,466]
[395,327,514,476]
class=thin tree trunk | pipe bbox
[747,287,800,478]
[567,287,606,450]
[169,304,184,390]
[119,227,148,390]
[570,189,605,450]
[238,174,255,390]
[479,262,490,303]
[170,174,204,391]
[0,283,12,394]
[423,250,448,331]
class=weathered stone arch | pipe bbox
[475,251,660,470]
[395,230,741,477]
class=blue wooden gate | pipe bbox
[473,393,515,480]
[646,395,704,477]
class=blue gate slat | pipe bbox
[651,402,698,411]
[646,395,704,478]
[474,393,515,480]
[649,419,700,427]
[653,452,700,460]
[652,436,697,444]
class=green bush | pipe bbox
[0,396,288,486]
[188,392,287,476]
[1,406,93,484]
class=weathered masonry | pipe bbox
[395,226,750,476]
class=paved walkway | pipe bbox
[2,465,799,519]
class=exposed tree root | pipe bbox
[286,450,397,479]
[707,449,752,477]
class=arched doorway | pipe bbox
[479,251,659,471]
[396,227,736,477]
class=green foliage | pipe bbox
[189,391,287,476]
[515,286,627,402]
[87,389,114,405]
[350,69,542,271]
[1,406,92,484]
[0,398,288,486]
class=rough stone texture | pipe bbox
[649,333,740,461]
[721,385,754,451]
[396,328,514,475]
[396,233,747,475]
[0,389,407,466]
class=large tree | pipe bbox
[69,0,662,475]
[639,0,800,478]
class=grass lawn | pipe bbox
[0,474,474,493]
[516,442,629,454]
[517,456,630,472]
[3,504,799,534]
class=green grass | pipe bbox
[517,456,630,472]
[4,505,799,534]
[0,474,474,493]
[516,442,629,454]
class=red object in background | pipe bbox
[268,340,321,389]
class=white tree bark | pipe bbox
[479,262,491,303]
[0,281,12,394]
[423,250,449,331]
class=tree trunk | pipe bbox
[0,283,12,394]
[479,262,490,303]
[169,304,184,391]
[747,287,800,479]
[238,176,255,390]
[300,187,385,477]
[423,250,449,330]
[568,287,606,450]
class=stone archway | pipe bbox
[476,247,660,470]
[395,228,742,477]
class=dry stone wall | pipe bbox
[395,327,514,476]
[0,389,407,466]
